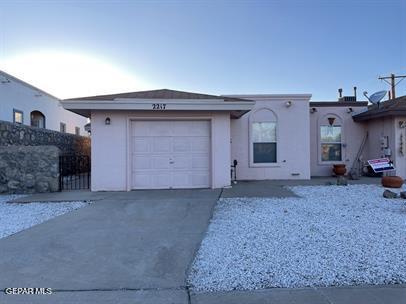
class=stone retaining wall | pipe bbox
[0,120,90,156]
[0,146,60,194]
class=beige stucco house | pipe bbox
[61,89,406,191]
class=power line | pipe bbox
[378,73,406,99]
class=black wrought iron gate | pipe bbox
[59,155,91,190]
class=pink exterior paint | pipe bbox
[91,110,231,191]
[364,116,406,178]
[230,95,311,180]
[309,106,368,176]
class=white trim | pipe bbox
[317,113,345,165]
[126,116,214,190]
[248,108,279,168]
[61,100,255,112]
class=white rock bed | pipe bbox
[188,185,406,291]
[0,195,88,239]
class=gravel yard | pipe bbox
[0,195,88,239]
[188,184,406,292]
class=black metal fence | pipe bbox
[59,154,91,190]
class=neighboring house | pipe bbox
[0,70,88,135]
[61,88,404,191]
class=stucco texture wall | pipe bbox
[91,110,231,191]
[309,106,368,176]
[231,96,311,180]
[0,74,88,134]
[0,145,60,194]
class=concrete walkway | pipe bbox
[1,179,404,303]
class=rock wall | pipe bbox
[0,146,60,194]
[0,120,90,156]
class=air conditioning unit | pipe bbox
[339,96,357,102]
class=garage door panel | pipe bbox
[132,174,152,188]
[131,120,210,189]
[151,121,172,136]
[190,121,210,136]
[133,156,152,170]
[172,155,192,170]
[153,156,171,169]
[191,173,210,187]
[173,137,191,152]
[133,138,151,153]
[192,137,210,153]
[153,137,171,153]
[153,174,172,188]
[192,155,210,169]
[171,173,190,188]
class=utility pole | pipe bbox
[378,73,406,99]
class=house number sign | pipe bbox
[152,103,166,110]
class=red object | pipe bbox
[333,164,346,176]
[381,176,404,188]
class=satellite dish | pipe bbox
[364,90,387,104]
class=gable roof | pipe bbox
[64,89,249,102]
[0,69,60,100]
[352,95,406,121]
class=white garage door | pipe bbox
[131,120,211,189]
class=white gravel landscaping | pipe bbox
[188,184,406,291]
[0,195,89,239]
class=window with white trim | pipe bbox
[13,109,23,124]
[320,125,342,161]
[252,122,277,163]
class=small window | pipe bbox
[13,109,23,124]
[252,122,277,163]
[60,122,66,133]
[75,126,80,135]
[320,125,342,161]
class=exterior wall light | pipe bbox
[285,101,292,107]
[310,107,317,113]
[105,117,111,125]
[347,107,353,113]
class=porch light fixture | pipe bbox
[310,107,317,113]
[285,100,292,107]
[347,107,353,113]
[105,117,111,125]
[328,117,335,126]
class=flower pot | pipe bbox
[333,164,346,176]
[381,176,404,188]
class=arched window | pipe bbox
[319,114,342,162]
[30,111,46,128]
[250,108,278,164]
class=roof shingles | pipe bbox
[64,89,249,102]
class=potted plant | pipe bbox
[333,164,346,176]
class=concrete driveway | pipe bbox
[0,189,220,303]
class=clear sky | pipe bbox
[0,0,404,100]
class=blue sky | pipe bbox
[0,0,405,99]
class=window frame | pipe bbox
[60,122,66,133]
[249,108,280,168]
[13,109,24,124]
[319,124,343,163]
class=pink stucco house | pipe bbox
[61,89,406,191]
